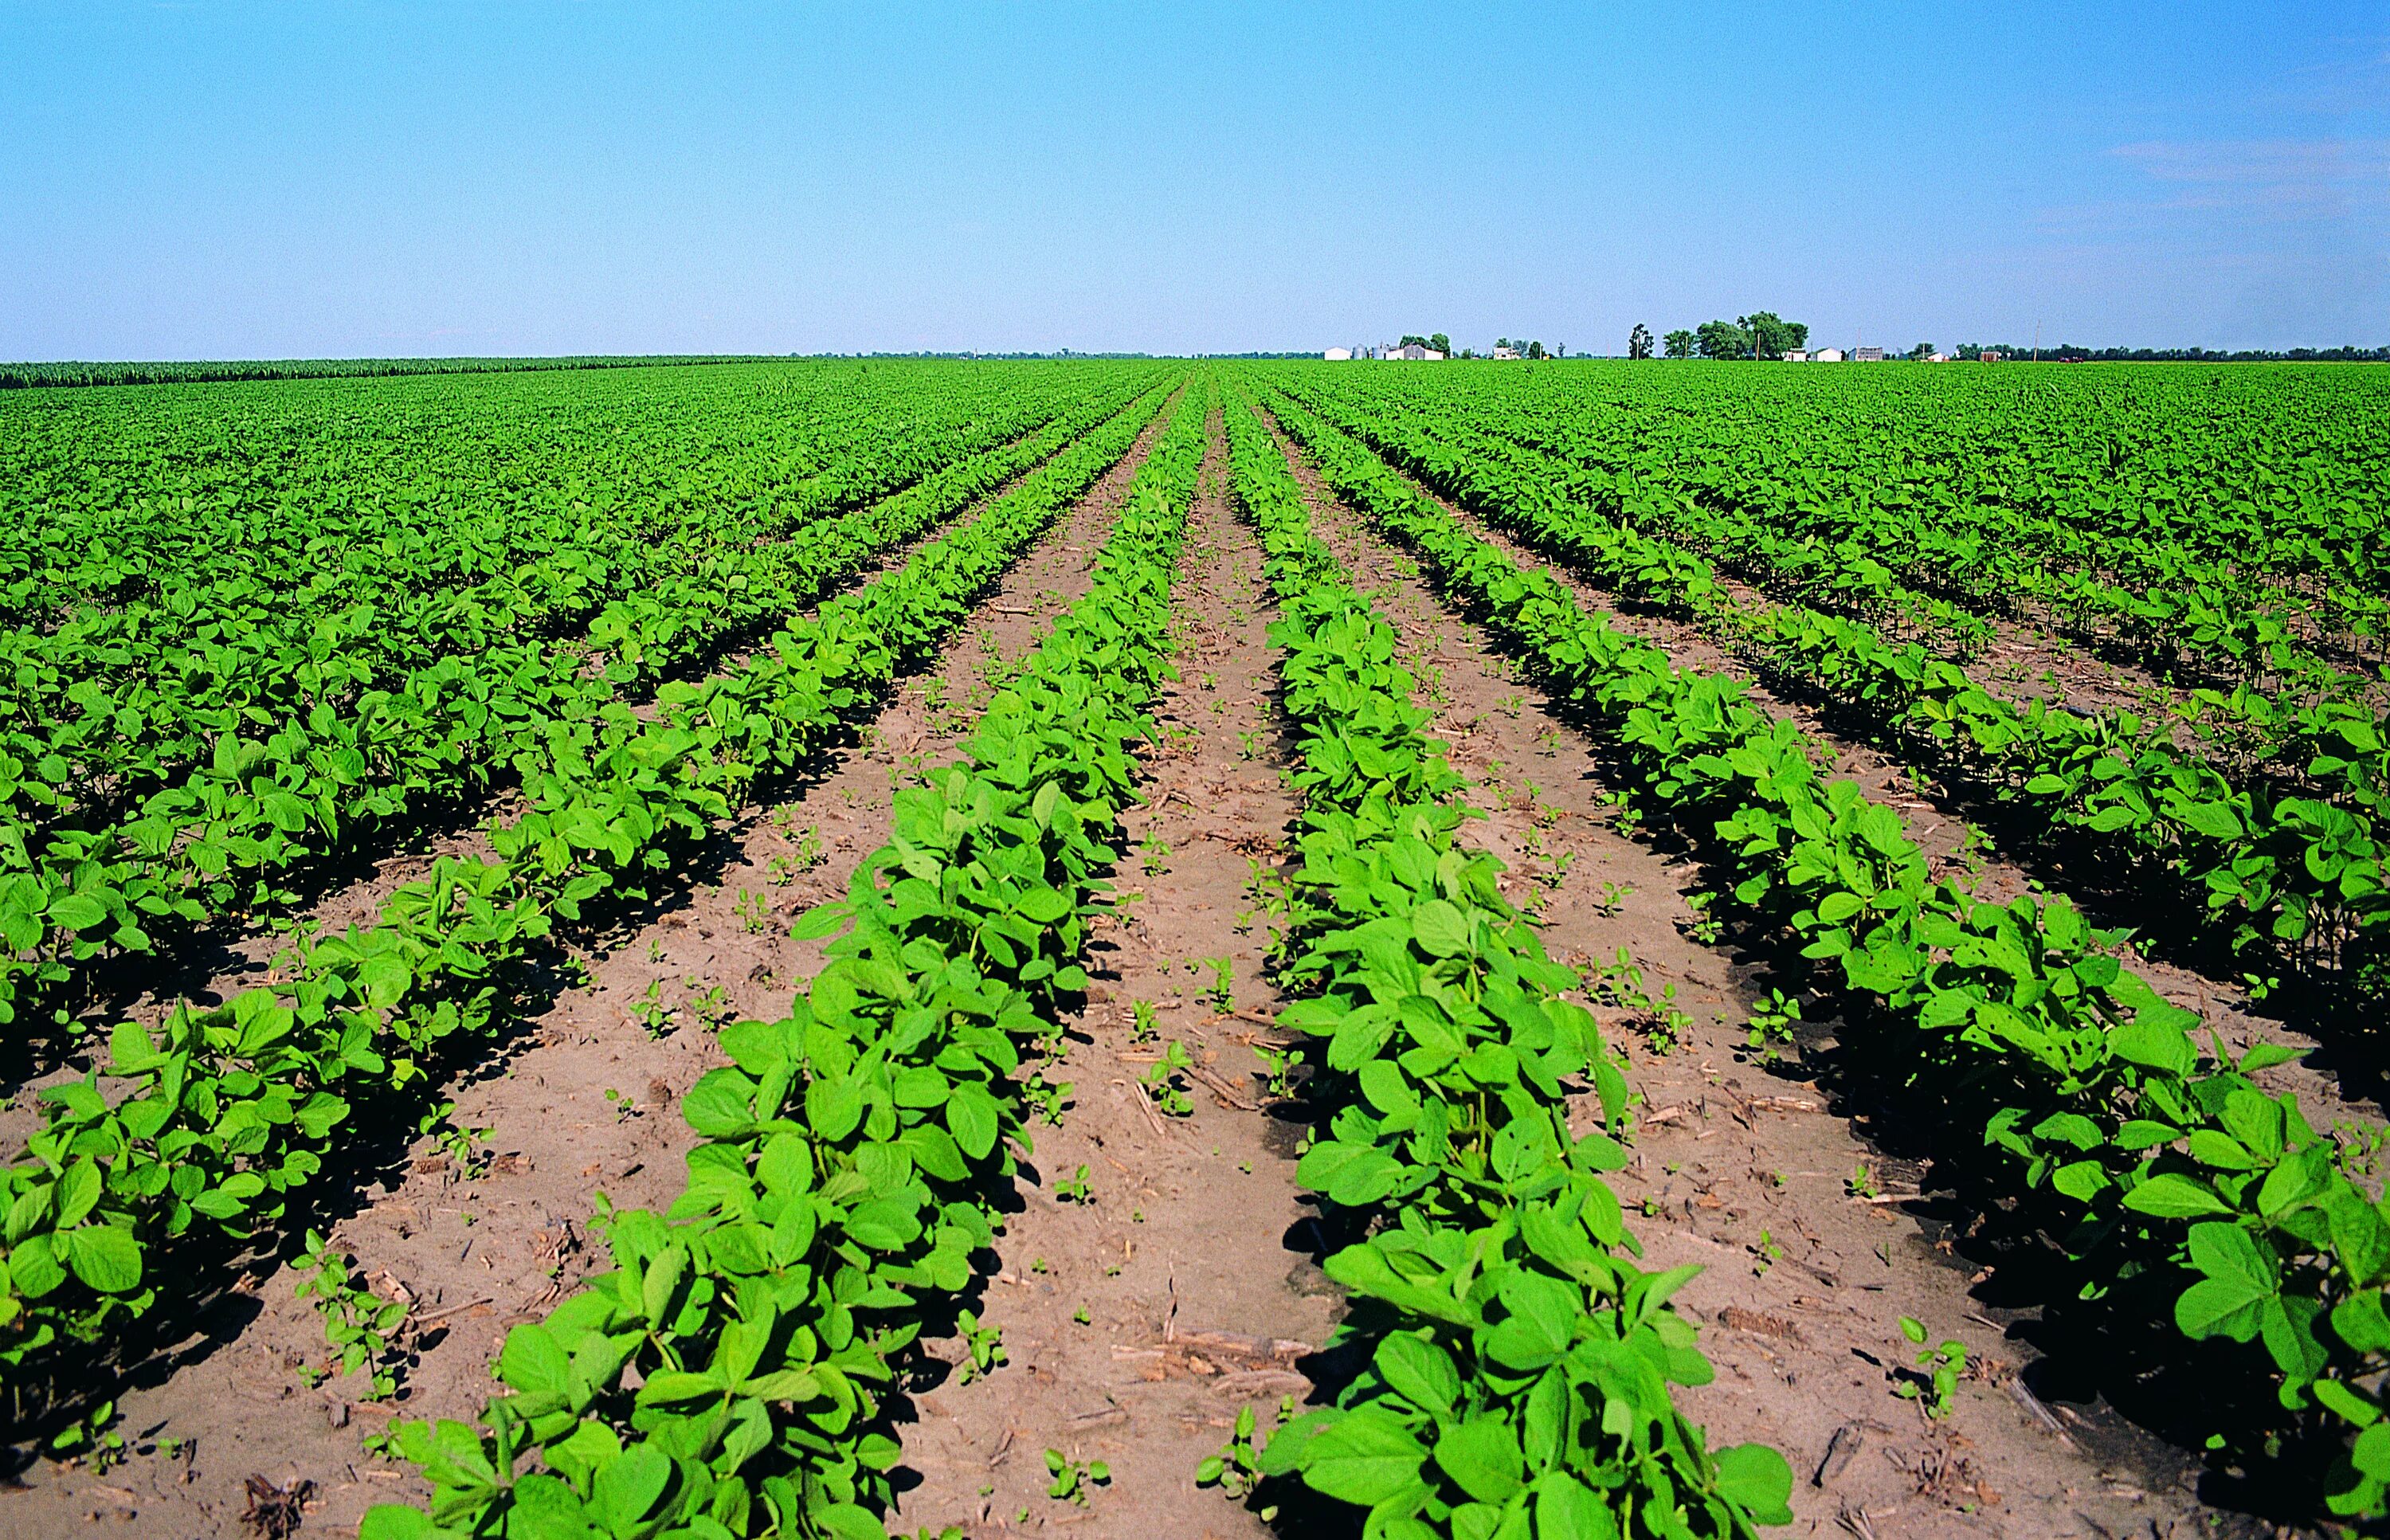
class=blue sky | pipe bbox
[3,3,2384,358]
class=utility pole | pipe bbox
[2033,321,2041,363]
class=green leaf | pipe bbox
[1432,1415,1523,1504]
[2175,1221,2274,1342]
[358,1505,446,1540]
[63,1225,143,1294]
[497,1323,573,1398]
[1714,1442,1796,1524]
[946,1083,1000,1160]
[1302,1407,1429,1505]
[9,1234,68,1298]
[2122,1172,2232,1219]
[805,1076,864,1142]
[1411,899,1471,958]
[49,893,108,931]
[790,903,852,942]
[682,1070,758,1138]
[1374,1333,1460,1420]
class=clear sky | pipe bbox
[3,3,2384,359]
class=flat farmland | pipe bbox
[6,357,2390,1539]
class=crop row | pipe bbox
[1444,384,2389,779]
[0,378,1166,1042]
[1,366,1131,837]
[1489,381,2388,692]
[1267,376,2390,997]
[1341,362,2390,665]
[1,361,1111,627]
[1220,387,1794,1536]
[355,377,1213,1540]
[0,375,1183,1427]
[1256,383,2390,1523]
[0,364,1150,875]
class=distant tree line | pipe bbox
[1635,313,1809,360]
[0,354,788,390]
[1953,342,2390,363]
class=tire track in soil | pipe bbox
[1268,419,2220,1540]
[3,406,1173,1540]
[891,416,1338,1540]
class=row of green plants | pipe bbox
[1256,382,2390,1525]
[1267,376,2390,995]
[0,363,1152,918]
[0,377,1184,1430]
[356,377,1213,1540]
[1488,381,2388,694]
[0,378,1166,1042]
[1219,387,1795,1537]
[0,360,1119,631]
[0,365,1092,808]
[1448,383,2388,795]
[1309,361,2390,676]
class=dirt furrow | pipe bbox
[891,417,1335,1539]
[1272,421,2221,1539]
[6,410,1170,1539]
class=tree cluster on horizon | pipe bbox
[1636,312,1809,360]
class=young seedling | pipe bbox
[1743,987,1803,1057]
[1896,1317,1967,1420]
[1201,955,1234,1013]
[417,1102,489,1172]
[1130,998,1159,1044]
[631,979,676,1036]
[1045,1449,1110,1507]
[1140,834,1170,877]
[682,978,733,1029]
[956,1310,1006,1385]
[1055,1164,1093,1204]
[1196,1402,1275,1515]
[1025,1072,1074,1127]
[1681,890,1726,945]
[47,1401,126,1471]
[1252,1041,1299,1100]
[1592,879,1635,917]
[1142,1041,1197,1116]
[735,888,771,935]
[295,1230,410,1400]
